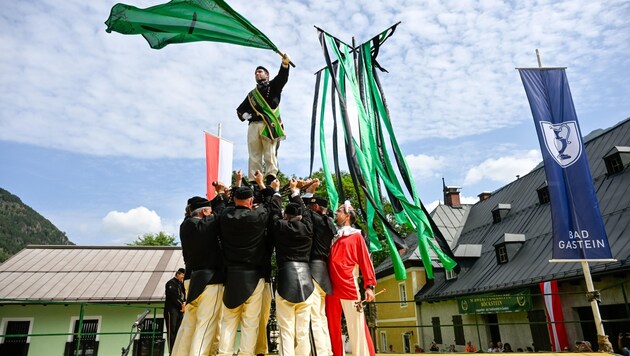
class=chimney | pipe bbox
[442,178,461,208]
[478,192,491,201]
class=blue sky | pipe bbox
[1,0,629,245]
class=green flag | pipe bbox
[105,0,278,51]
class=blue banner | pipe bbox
[519,68,612,260]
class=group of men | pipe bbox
[165,53,377,355]
[168,170,377,356]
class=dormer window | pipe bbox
[445,268,457,280]
[491,204,511,223]
[537,185,550,205]
[492,210,501,223]
[496,244,508,264]
[603,146,630,175]
[494,233,525,265]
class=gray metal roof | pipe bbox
[454,244,482,258]
[431,203,472,247]
[0,245,184,303]
[416,117,630,301]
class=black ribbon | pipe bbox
[309,72,322,176]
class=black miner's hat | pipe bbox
[285,202,302,216]
[234,186,254,199]
[190,198,211,211]
[303,196,328,208]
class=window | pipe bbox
[496,245,508,264]
[446,269,457,280]
[492,204,511,223]
[537,186,550,204]
[431,317,442,344]
[380,331,387,354]
[452,315,465,345]
[492,209,502,223]
[133,317,165,356]
[605,154,624,175]
[403,332,412,353]
[64,318,100,356]
[1,319,32,356]
[399,282,408,307]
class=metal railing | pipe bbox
[366,280,630,354]
[0,300,165,356]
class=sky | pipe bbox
[1,0,629,246]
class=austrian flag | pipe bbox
[205,132,233,199]
[540,280,569,351]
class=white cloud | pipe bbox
[464,149,541,185]
[0,0,627,161]
[102,206,163,241]
[1,0,628,247]
[425,199,440,213]
[406,154,444,180]
[460,195,480,205]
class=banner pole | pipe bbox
[536,48,542,68]
[275,50,296,68]
[581,260,608,348]
[218,123,222,138]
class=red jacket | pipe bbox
[328,226,376,299]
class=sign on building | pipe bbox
[457,289,532,314]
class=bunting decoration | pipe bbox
[311,25,458,279]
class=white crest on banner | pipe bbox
[540,121,582,168]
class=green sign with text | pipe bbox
[457,289,532,314]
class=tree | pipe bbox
[127,232,178,246]
[0,247,9,263]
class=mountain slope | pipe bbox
[0,187,73,262]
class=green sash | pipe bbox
[247,87,286,141]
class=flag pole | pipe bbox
[218,123,222,138]
[581,261,607,343]
[275,50,296,68]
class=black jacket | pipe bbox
[236,64,289,122]
[219,187,277,308]
[308,209,336,261]
[164,277,185,310]
[272,195,313,264]
[219,188,276,269]
[271,194,314,302]
[179,194,227,281]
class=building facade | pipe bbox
[376,118,630,354]
[0,245,184,355]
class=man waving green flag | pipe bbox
[105,0,283,54]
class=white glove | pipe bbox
[282,53,291,66]
[242,112,252,121]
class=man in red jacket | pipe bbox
[326,200,376,356]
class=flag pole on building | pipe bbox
[517,49,615,352]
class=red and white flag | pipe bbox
[540,280,569,351]
[205,132,233,199]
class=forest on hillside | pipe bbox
[0,187,73,262]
